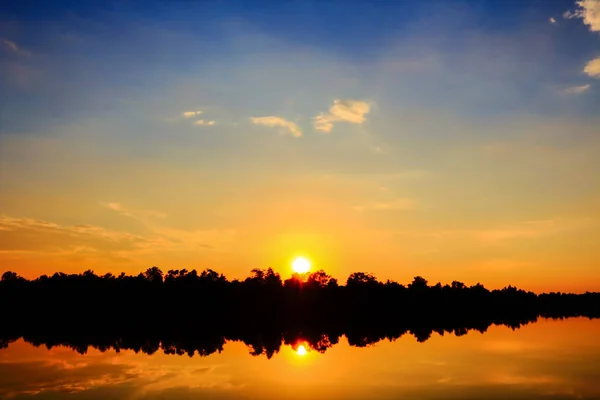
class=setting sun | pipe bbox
[292,257,311,274]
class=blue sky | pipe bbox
[0,0,599,291]
[1,0,599,134]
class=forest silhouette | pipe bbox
[1,267,599,358]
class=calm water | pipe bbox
[1,318,599,400]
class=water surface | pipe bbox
[1,318,599,400]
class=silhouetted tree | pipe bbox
[307,270,335,288]
[409,276,429,291]
[346,272,379,287]
[144,267,163,284]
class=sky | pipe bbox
[0,0,599,292]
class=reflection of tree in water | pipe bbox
[241,332,282,359]
[1,267,599,359]
[0,315,587,359]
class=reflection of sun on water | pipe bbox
[292,257,311,274]
[296,345,307,356]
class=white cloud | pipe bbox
[314,99,371,133]
[1,39,31,57]
[250,116,302,137]
[563,0,600,32]
[563,84,591,94]
[584,57,600,78]
[182,110,202,118]
[193,119,216,126]
[549,17,557,24]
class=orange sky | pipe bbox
[1,116,599,292]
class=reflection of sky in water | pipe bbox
[1,318,599,400]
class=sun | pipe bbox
[292,257,311,274]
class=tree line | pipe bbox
[0,315,570,359]
[1,267,598,340]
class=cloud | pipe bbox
[0,353,237,399]
[478,259,537,271]
[181,111,216,125]
[250,116,302,137]
[100,201,166,220]
[0,39,31,57]
[0,215,152,255]
[549,17,557,24]
[394,217,592,244]
[182,110,203,118]
[101,202,237,251]
[105,202,125,212]
[353,197,416,212]
[0,361,133,398]
[584,57,600,78]
[475,218,592,243]
[475,220,562,243]
[193,119,216,126]
[563,84,591,94]
[0,202,237,269]
[563,0,600,32]
[314,99,371,133]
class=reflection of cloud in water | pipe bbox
[0,360,132,397]
[488,373,559,385]
[0,344,242,399]
[481,340,542,354]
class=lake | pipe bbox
[1,318,599,400]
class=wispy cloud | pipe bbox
[549,17,557,24]
[476,220,561,243]
[193,119,216,126]
[563,0,600,32]
[353,197,416,212]
[0,215,153,255]
[0,353,238,399]
[0,39,31,57]
[314,99,371,133]
[0,203,239,269]
[250,116,302,137]
[394,217,593,244]
[563,84,591,94]
[105,202,125,212]
[182,110,203,118]
[584,57,600,78]
[101,202,236,251]
[100,202,166,220]
[478,258,538,271]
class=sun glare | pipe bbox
[292,257,311,274]
[296,345,308,356]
